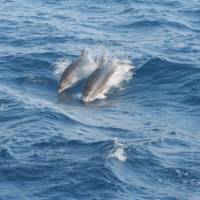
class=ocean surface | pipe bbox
[0,0,200,199]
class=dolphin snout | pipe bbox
[58,81,71,94]
[82,94,88,102]
[82,94,93,103]
[58,88,63,93]
[58,84,68,93]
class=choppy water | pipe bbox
[0,0,200,199]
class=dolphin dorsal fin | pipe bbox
[80,48,88,58]
[80,49,85,57]
[99,53,105,66]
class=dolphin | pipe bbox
[82,55,116,102]
[58,49,97,93]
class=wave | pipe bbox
[134,57,200,87]
[160,167,200,187]
[121,19,199,32]
[179,8,200,17]
[0,85,78,124]
[108,139,127,162]
[123,20,160,29]
[118,57,200,111]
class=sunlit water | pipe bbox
[0,0,200,199]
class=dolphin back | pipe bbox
[59,59,80,84]
[80,48,89,58]
[83,66,102,97]
[82,58,116,101]
[98,53,105,67]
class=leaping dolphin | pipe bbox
[82,55,116,102]
[58,49,97,93]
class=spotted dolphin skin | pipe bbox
[58,49,97,93]
[82,55,116,102]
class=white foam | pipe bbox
[108,139,127,162]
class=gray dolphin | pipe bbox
[82,55,116,102]
[58,49,97,93]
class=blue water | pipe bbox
[0,0,200,199]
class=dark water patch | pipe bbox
[160,167,200,187]
[133,57,200,89]
[179,9,200,17]
[120,7,137,14]
[0,147,13,160]
[0,164,53,182]
[31,137,113,158]
[182,94,200,107]
[27,52,60,63]
[154,137,191,149]
[122,20,161,29]
[166,20,200,33]
[33,163,125,200]
[120,18,199,33]
[126,145,163,170]
[0,139,127,198]
[0,102,29,123]
[0,55,51,71]
[0,19,18,27]
[31,137,94,149]
[4,38,31,47]
[1,0,14,2]
[156,1,182,7]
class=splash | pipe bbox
[108,139,127,162]
[101,58,134,97]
